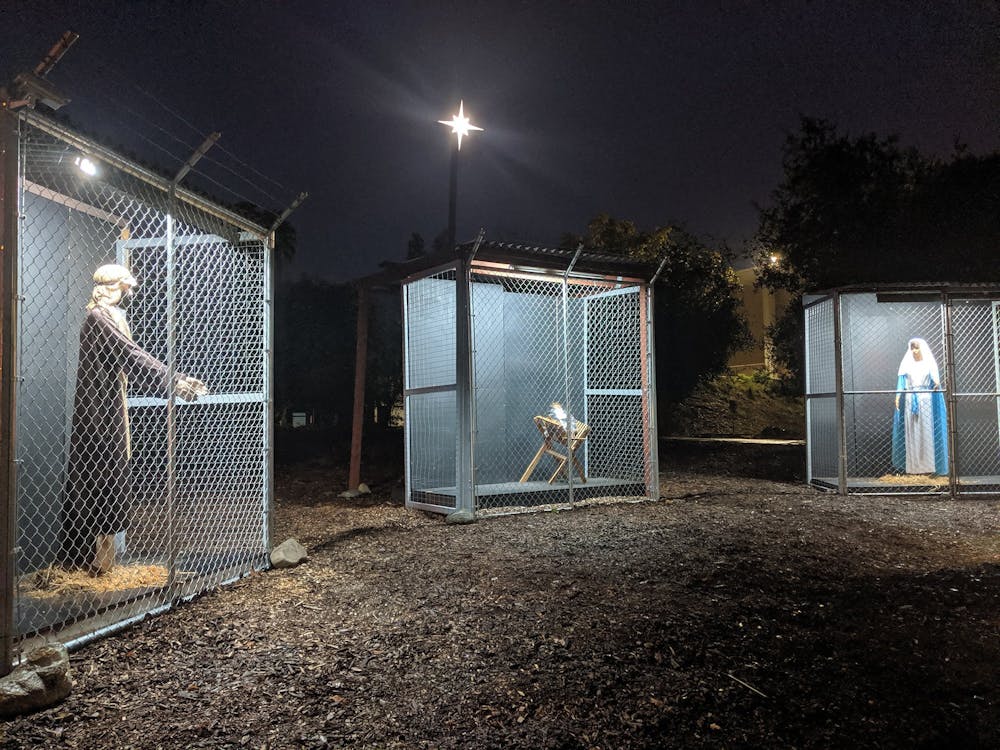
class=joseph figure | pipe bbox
[61,263,207,574]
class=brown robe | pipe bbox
[61,305,183,566]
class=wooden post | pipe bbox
[0,110,19,676]
[348,284,369,490]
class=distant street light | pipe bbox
[438,100,483,250]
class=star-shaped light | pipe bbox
[438,100,483,150]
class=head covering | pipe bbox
[898,337,940,386]
[87,264,136,338]
[92,263,137,288]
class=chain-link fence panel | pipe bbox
[805,296,835,486]
[10,115,269,657]
[403,269,458,512]
[841,293,947,493]
[950,299,1000,493]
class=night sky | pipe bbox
[5,1,999,281]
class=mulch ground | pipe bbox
[4,441,1000,749]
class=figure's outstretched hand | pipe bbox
[176,376,209,401]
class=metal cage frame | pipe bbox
[1,109,274,673]
[804,285,1000,497]
[399,242,660,517]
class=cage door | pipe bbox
[582,286,644,482]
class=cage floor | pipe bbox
[16,552,262,638]
[414,477,648,509]
[812,475,1000,494]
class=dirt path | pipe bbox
[4,447,1000,748]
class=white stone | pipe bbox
[0,643,73,718]
[270,538,308,568]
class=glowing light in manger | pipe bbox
[74,155,97,177]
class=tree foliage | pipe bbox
[563,214,750,408]
[753,118,1000,377]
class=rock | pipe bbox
[270,538,308,568]
[0,643,73,718]
[338,489,361,499]
[357,483,371,495]
[445,509,476,525]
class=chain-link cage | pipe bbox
[805,289,1000,496]
[7,113,270,660]
[950,299,1000,493]
[402,261,655,516]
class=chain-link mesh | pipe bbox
[403,264,652,516]
[11,116,269,656]
[404,269,458,512]
[807,290,1000,496]
[950,299,1000,493]
[805,297,835,486]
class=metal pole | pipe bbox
[0,111,20,676]
[454,256,474,518]
[348,284,369,490]
[942,293,959,498]
[562,244,584,505]
[644,255,668,501]
[832,291,847,494]
[447,145,458,250]
[804,301,813,485]
[164,191,177,595]
[639,283,656,499]
[262,232,274,557]
[450,232,484,522]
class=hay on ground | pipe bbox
[20,563,169,598]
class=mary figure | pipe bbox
[891,337,948,475]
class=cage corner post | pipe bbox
[453,254,475,519]
[832,291,847,494]
[941,292,959,498]
[0,109,20,676]
[643,280,660,500]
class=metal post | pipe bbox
[640,284,657,499]
[646,257,668,500]
[348,284,369,490]
[164,191,177,594]
[263,232,275,556]
[0,110,20,676]
[561,244,584,505]
[832,291,847,494]
[453,255,474,518]
[803,300,813,485]
[447,145,458,250]
[450,232,484,522]
[942,293,959,498]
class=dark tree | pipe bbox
[753,118,1000,379]
[563,214,750,412]
[406,233,426,260]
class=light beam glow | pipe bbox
[74,156,97,176]
[438,100,483,150]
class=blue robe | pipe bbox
[891,373,948,475]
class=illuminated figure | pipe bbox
[892,337,948,475]
[61,264,207,574]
